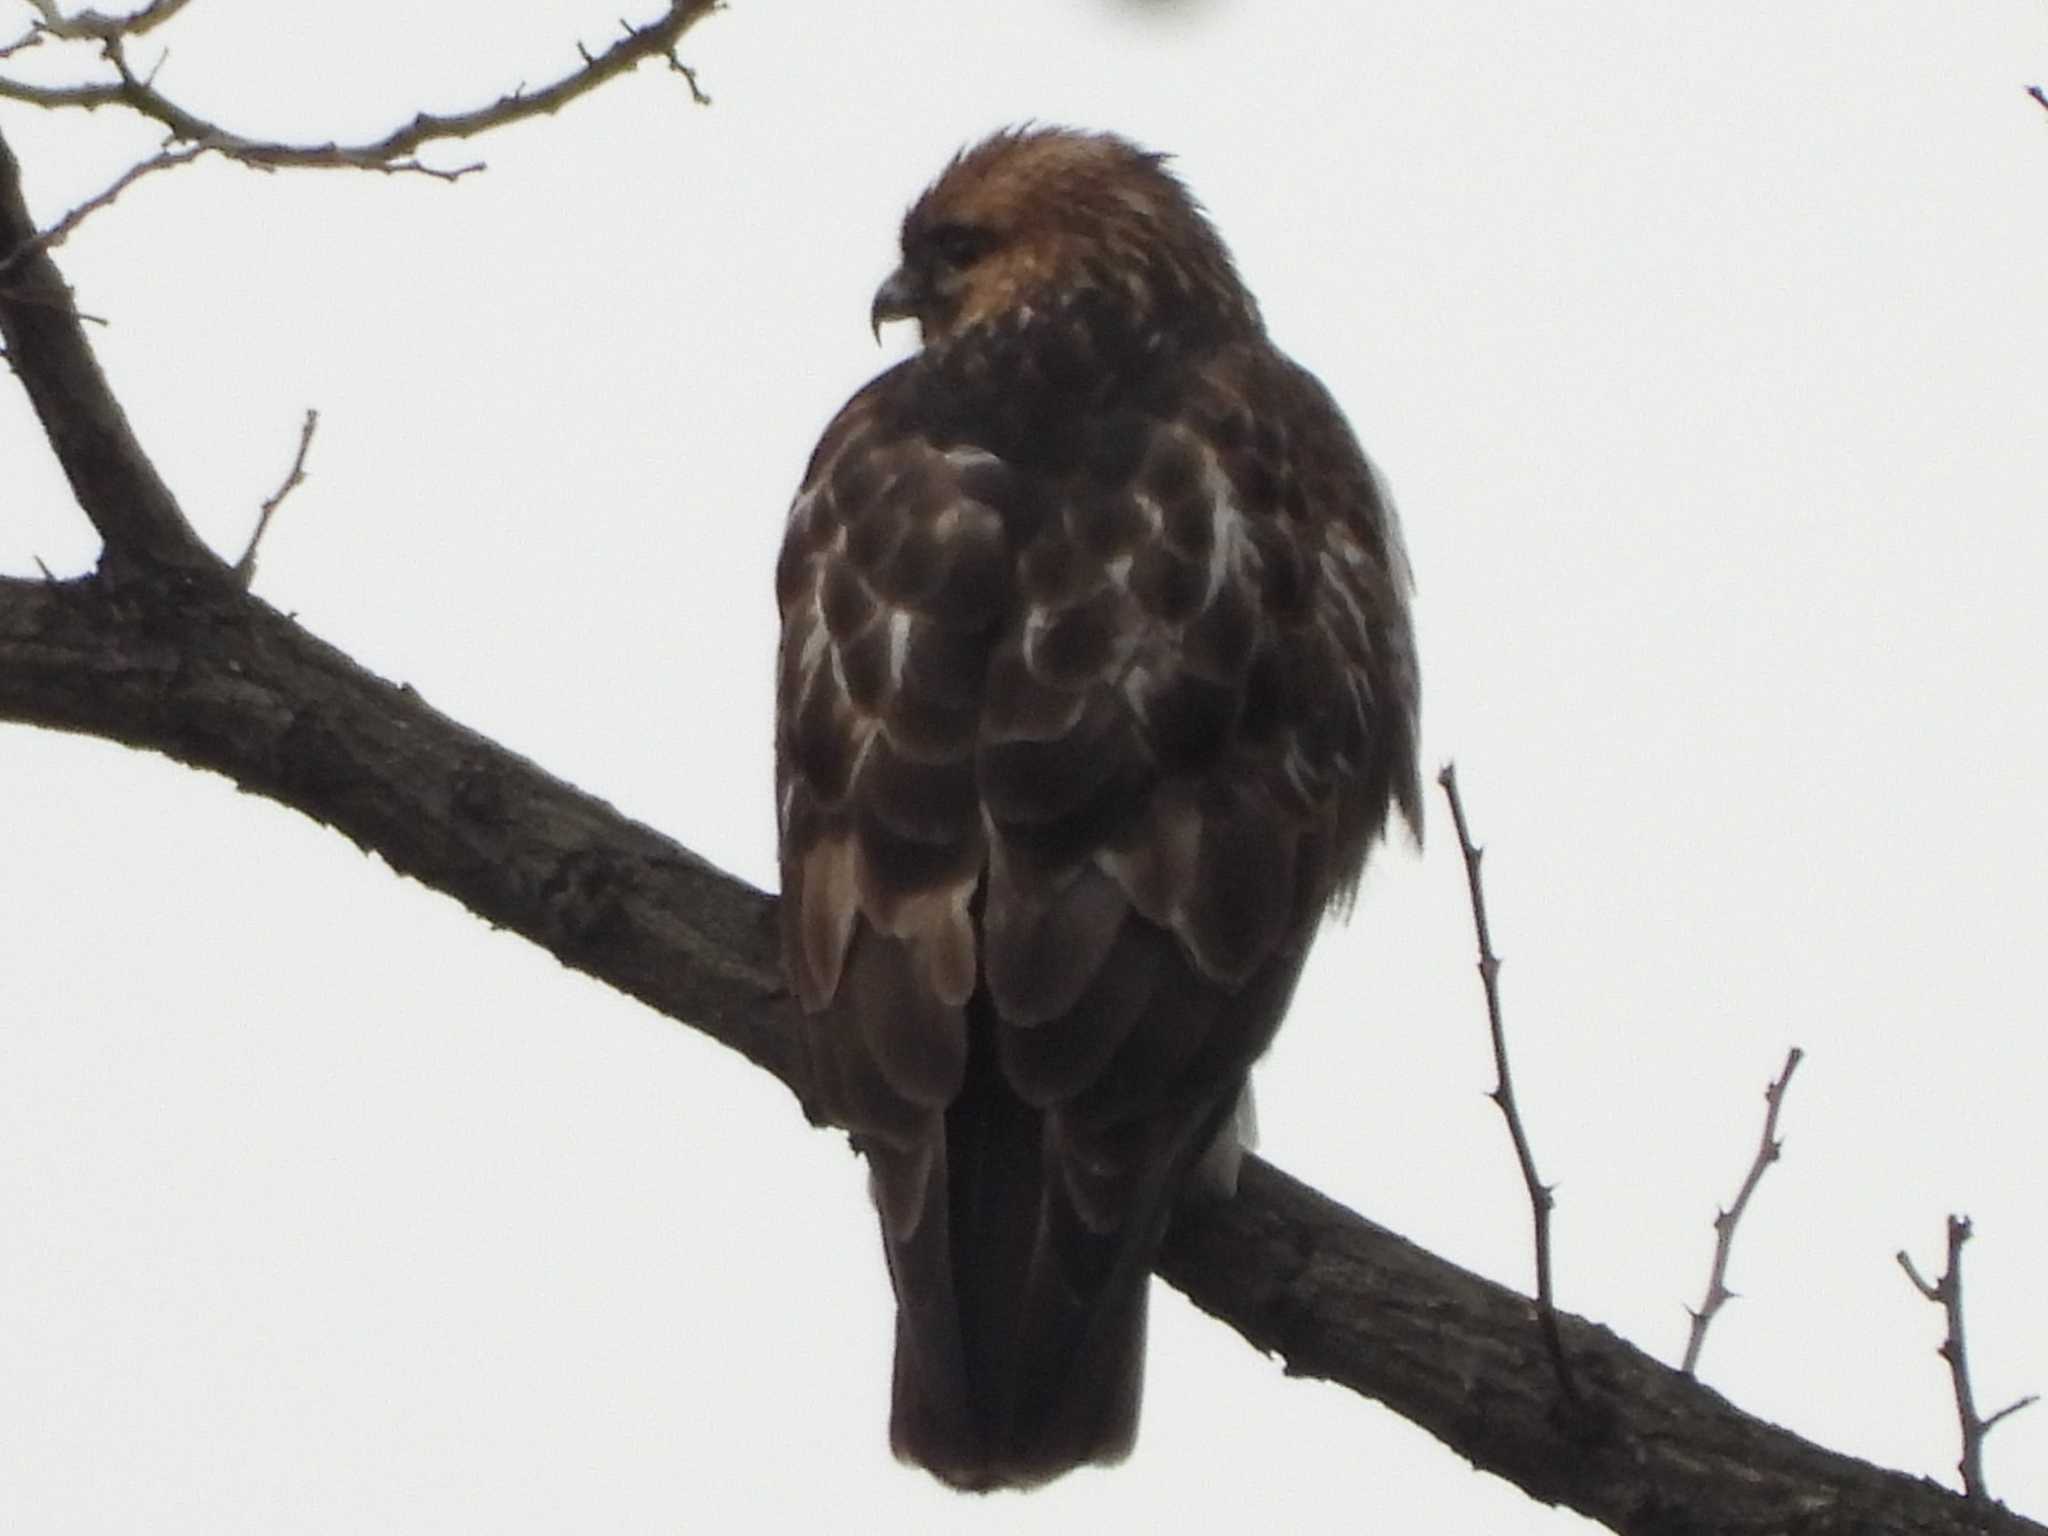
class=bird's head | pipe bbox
[871,126,1260,353]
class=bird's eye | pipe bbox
[926,222,996,271]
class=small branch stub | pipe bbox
[1437,761,1576,1405]
[1681,1045,1804,1376]
[1897,1215,2039,1502]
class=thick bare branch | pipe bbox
[0,571,805,1098]
[1682,1045,1804,1376]
[0,126,212,574]
[3,569,2042,1536]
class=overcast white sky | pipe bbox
[4,2,2046,1531]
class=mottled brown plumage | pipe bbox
[774,127,1420,1490]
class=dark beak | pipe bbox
[870,265,920,342]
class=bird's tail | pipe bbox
[872,1007,1158,1491]
[811,919,1305,1492]
[871,976,1267,1492]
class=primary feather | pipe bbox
[774,126,1419,1490]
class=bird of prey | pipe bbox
[773,126,1420,1490]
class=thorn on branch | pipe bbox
[1437,761,1578,1407]
[233,408,319,587]
[1680,1045,1803,1376]
[1896,1214,2037,1501]
[2030,84,2047,114]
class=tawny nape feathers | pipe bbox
[773,126,1419,1491]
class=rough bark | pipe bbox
[3,571,2039,1536]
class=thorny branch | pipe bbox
[1436,761,1576,1406]
[233,408,318,587]
[1681,1045,1803,1376]
[1898,1216,2039,1502]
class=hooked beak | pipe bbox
[870,265,920,342]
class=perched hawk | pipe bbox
[774,127,1419,1490]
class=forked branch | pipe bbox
[1898,1216,2039,1501]
[0,2,717,197]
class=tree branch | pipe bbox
[3,569,2040,1536]
[0,1,718,178]
[1,79,2040,1536]
[1162,1163,2042,1536]
[1899,1217,2040,1503]
[0,569,806,1099]
[0,126,212,574]
[22,0,194,43]
[1682,1045,1804,1376]
[6,140,204,263]
[232,406,318,586]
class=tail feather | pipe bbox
[814,923,1312,1491]
[877,999,1146,1490]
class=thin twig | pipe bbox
[2030,85,2047,115]
[0,141,202,274]
[665,46,711,104]
[1897,1215,2039,1501]
[0,5,720,266]
[24,0,193,41]
[233,408,319,586]
[0,2,717,176]
[1437,761,1576,1404]
[1681,1046,1803,1375]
